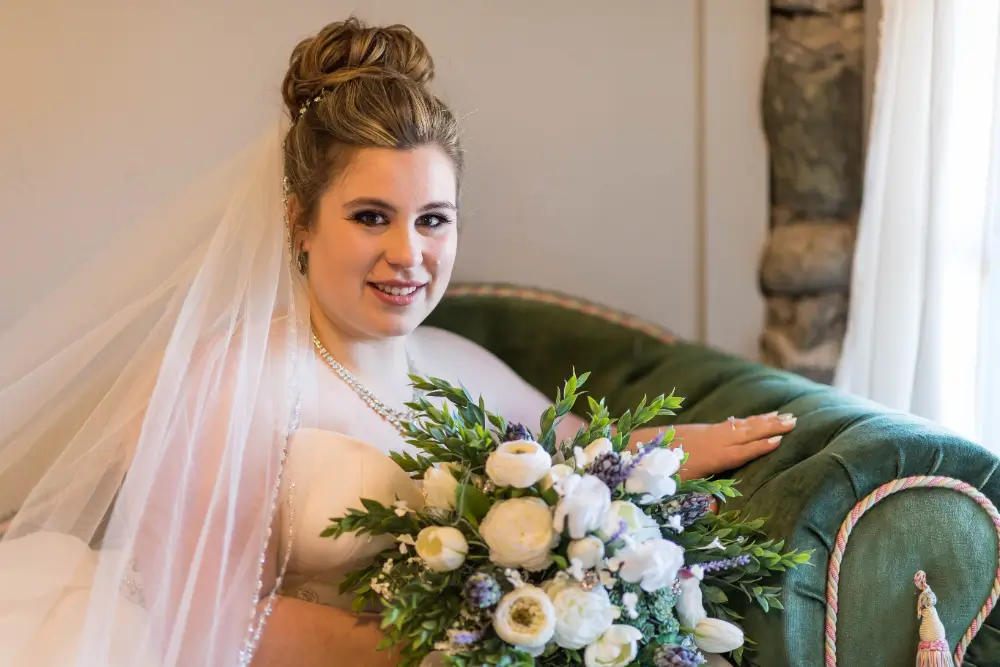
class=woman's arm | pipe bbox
[415,327,795,480]
[251,598,397,666]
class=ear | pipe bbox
[286,196,310,252]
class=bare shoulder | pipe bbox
[411,326,579,435]
[411,326,508,385]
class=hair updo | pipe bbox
[281,17,463,235]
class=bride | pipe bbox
[0,17,795,667]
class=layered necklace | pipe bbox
[311,332,420,436]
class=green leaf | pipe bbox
[456,483,491,522]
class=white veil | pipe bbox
[0,117,316,666]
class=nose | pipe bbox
[383,222,421,269]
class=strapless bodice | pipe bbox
[276,428,423,609]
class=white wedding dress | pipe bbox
[0,428,423,667]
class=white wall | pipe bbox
[0,0,768,358]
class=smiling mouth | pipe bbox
[370,283,425,296]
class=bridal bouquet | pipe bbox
[324,373,810,667]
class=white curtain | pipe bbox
[836,0,1000,452]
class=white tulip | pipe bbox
[415,526,468,572]
[542,578,618,649]
[617,537,685,592]
[625,446,684,504]
[553,474,612,539]
[493,585,557,653]
[577,437,613,469]
[676,573,708,628]
[480,497,558,571]
[541,463,576,495]
[567,536,606,570]
[486,440,553,488]
[583,625,644,667]
[598,500,661,544]
[694,618,745,654]
[422,463,462,511]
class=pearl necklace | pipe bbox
[311,333,419,435]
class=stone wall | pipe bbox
[759,0,865,383]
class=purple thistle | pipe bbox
[590,451,630,490]
[463,572,502,609]
[654,645,706,666]
[503,422,534,442]
[697,554,753,574]
[659,493,713,528]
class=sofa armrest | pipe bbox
[429,286,1000,666]
[620,340,1000,667]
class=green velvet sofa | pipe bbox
[429,283,1000,667]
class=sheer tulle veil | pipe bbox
[0,116,320,666]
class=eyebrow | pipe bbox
[344,197,457,213]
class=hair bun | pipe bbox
[282,17,435,117]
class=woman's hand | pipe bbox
[628,412,796,481]
[671,412,796,480]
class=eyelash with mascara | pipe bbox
[349,209,453,228]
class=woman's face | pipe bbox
[301,145,459,340]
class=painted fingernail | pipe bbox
[768,435,783,444]
[780,417,797,427]
[762,411,779,417]
[777,413,794,421]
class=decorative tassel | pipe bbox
[914,571,954,667]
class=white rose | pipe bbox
[422,463,462,511]
[486,440,553,488]
[676,572,708,628]
[415,526,468,572]
[624,447,684,503]
[553,474,612,539]
[598,500,661,544]
[583,625,644,667]
[480,497,558,571]
[694,618,745,654]
[577,437,613,469]
[541,463,576,495]
[567,536,605,570]
[542,578,617,649]
[493,585,557,653]
[617,537,685,592]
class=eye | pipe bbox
[418,213,453,229]
[350,210,388,227]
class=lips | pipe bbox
[368,281,427,307]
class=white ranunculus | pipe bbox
[541,463,576,495]
[583,625,644,667]
[553,474,612,539]
[480,497,558,571]
[486,440,553,488]
[542,578,618,649]
[493,585,557,653]
[617,537,685,592]
[694,618,745,654]
[577,437,613,469]
[676,573,708,628]
[422,462,462,511]
[598,500,661,544]
[567,536,605,570]
[624,446,685,504]
[415,526,468,572]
